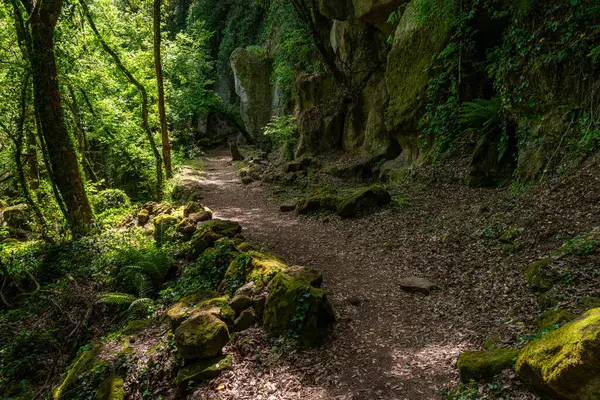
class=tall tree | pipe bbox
[81,0,164,200]
[13,0,94,235]
[154,0,173,179]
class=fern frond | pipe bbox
[127,298,154,319]
[99,292,137,306]
[460,97,502,131]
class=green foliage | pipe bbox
[263,115,298,161]
[225,253,251,296]
[561,232,600,256]
[460,97,503,132]
[91,189,131,214]
[160,240,238,301]
[516,323,559,345]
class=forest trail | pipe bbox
[192,148,538,400]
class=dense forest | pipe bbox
[0,0,599,399]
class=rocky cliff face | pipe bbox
[221,0,599,185]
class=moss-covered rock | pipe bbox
[53,338,131,400]
[284,266,323,288]
[174,310,231,360]
[223,251,287,294]
[516,308,600,399]
[164,291,219,330]
[96,375,124,400]
[263,271,335,346]
[189,219,243,256]
[536,309,576,331]
[165,292,235,331]
[183,201,202,217]
[457,348,519,383]
[336,185,391,217]
[197,219,243,240]
[526,258,557,291]
[137,209,150,225]
[297,193,340,215]
[153,215,181,245]
[175,354,233,386]
[229,294,253,316]
[53,346,105,399]
[234,307,258,331]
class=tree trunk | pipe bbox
[81,0,164,200]
[153,0,173,179]
[26,130,39,189]
[20,0,94,236]
[64,83,101,184]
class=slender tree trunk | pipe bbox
[19,0,94,236]
[64,83,101,184]
[81,0,164,200]
[153,0,172,179]
[26,129,39,189]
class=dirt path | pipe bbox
[192,149,598,400]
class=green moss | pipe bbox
[223,251,287,294]
[120,318,152,335]
[263,272,335,346]
[457,348,519,382]
[336,185,391,217]
[153,215,181,246]
[536,309,576,331]
[525,258,556,291]
[499,227,524,243]
[175,354,233,386]
[296,194,340,215]
[385,1,452,131]
[174,311,230,360]
[516,308,600,399]
[164,292,234,330]
[164,290,218,329]
[96,375,124,400]
[53,346,105,400]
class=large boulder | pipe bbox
[336,185,391,217]
[174,309,231,360]
[516,308,600,399]
[263,271,335,346]
[164,291,233,330]
[230,48,273,141]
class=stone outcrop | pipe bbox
[230,48,274,141]
[516,308,600,399]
